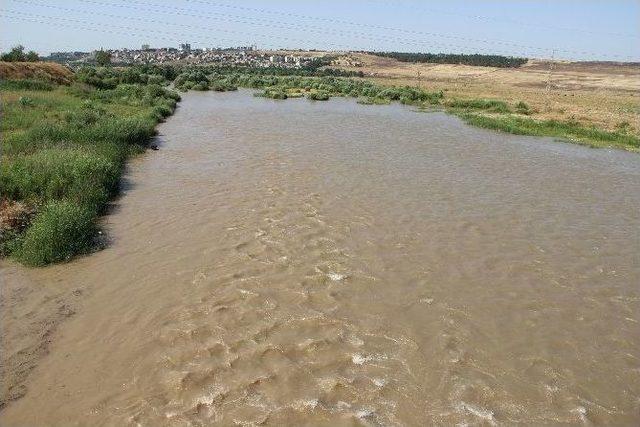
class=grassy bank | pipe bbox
[455,112,639,151]
[1,66,180,266]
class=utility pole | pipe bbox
[545,49,556,112]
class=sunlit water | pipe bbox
[1,89,639,426]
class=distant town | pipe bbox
[45,43,335,68]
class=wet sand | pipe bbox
[1,90,639,425]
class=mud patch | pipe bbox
[0,264,81,410]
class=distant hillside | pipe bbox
[0,61,74,84]
[368,51,528,68]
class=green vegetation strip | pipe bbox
[457,113,640,150]
[1,66,180,265]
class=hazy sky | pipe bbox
[2,0,639,61]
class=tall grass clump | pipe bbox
[14,201,97,266]
[446,98,511,113]
[0,148,120,211]
[515,101,532,115]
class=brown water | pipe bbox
[1,90,639,426]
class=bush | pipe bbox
[147,74,165,85]
[255,89,288,99]
[192,82,209,91]
[210,81,238,91]
[307,91,330,101]
[14,201,97,266]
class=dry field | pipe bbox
[333,53,640,135]
[0,61,73,84]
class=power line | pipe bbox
[9,1,565,59]
[0,12,252,48]
[0,7,549,60]
[133,0,635,58]
[12,0,636,60]
[70,0,556,54]
[1,7,351,51]
[366,0,640,39]
[188,0,640,39]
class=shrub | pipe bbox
[192,82,209,91]
[147,74,165,85]
[307,91,330,101]
[255,89,288,99]
[14,201,97,266]
[210,81,238,91]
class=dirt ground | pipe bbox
[332,53,640,134]
[0,264,82,410]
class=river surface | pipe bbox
[1,90,639,426]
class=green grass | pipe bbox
[1,73,180,266]
[457,113,640,150]
[446,98,511,113]
[357,97,392,105]
[14,201,97,266]
[0,79,54,91]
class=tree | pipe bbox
[1,45,41,62]
[95,49,111,66]
[1,45,26,62]
[25,50,39,62]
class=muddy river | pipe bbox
[1,90,639,425]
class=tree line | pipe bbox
[368,51,528,68]
[1,45,40,62]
